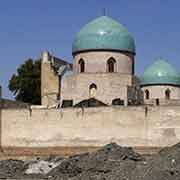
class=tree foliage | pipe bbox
[8,59,41,104]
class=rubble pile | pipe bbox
[1,142,180,179]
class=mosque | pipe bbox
[1,16,180,154]
[41,16,180,108]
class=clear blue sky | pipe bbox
[1,0,180,99]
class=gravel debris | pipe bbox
[1,142,180,180]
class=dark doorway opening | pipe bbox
[156,98,159,106]
[107,58,116,73]
[79,59,85,73]
[165,89,171,100]
[145,89,150,99]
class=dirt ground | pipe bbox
[0,142,180,180]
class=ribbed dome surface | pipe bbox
[140,58,180,86]
[72,16,135,54]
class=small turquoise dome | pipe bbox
[72,16,135,54]
[140,58,180,86]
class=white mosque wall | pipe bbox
[142,85,180,100]
[73,51,134,74]
[61,73,133,105]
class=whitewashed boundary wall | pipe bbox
[1,106,180,149]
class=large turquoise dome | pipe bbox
[72,16,135,54]
[140,58,180,86]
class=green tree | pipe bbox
[8,59,41,104]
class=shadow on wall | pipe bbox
[62,98,108,108]
[61,98,127,108]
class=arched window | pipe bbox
[89,83,97,98]
[107,58,116,73]
[165,89,171,100]
[79,59,85,73]
[145,89,150,99]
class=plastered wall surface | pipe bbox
[73,51,133,74]
[61,73,132,105]
[142,85,180,100]
[1,106,180,149]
